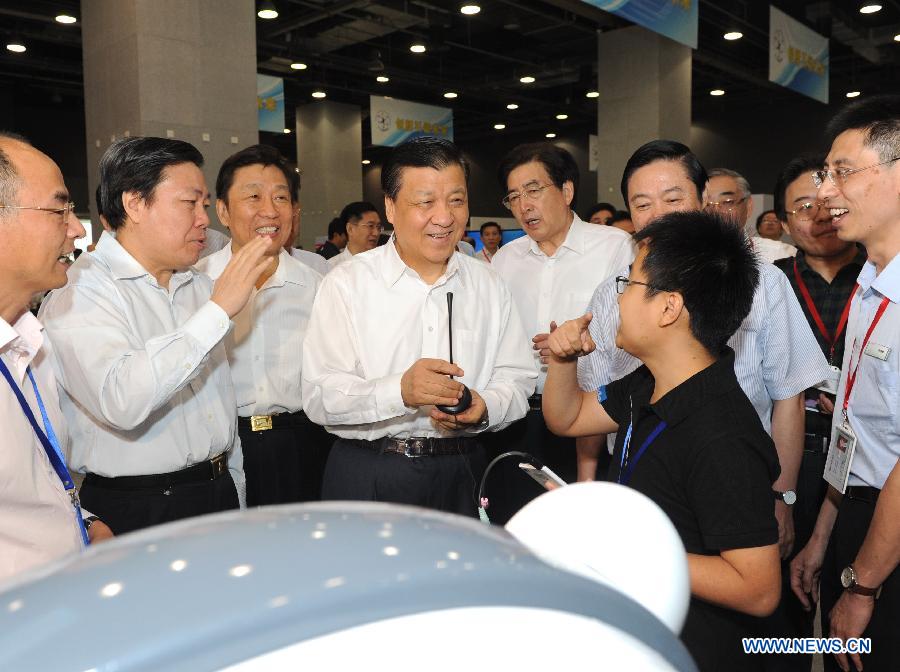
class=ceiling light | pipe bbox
[376,75,390,83]
[55,14,77,24]
[362,159,371,165]
[443,92,458,99]
[586,90,599,98]
[494,123,506,130]
[311,90,326,99]
[723,31,743,40]
[410,43,426,54]
[506,103,519,110]
[555,113,568,120]
[519,75,536,84]
[545,132,557,138]
[460,4,481,15]
[5,41,25,53]
[846,91,861,98]
[895,33,900,41]
[257,1,278,19]
[283,128,291,134]
[290,62,307,70]
[710,89,725,96]
[859,4,882,13]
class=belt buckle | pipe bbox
[402,438,426,458]
[210,453,227,478]
[250,415,273,432]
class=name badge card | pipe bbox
[824,423,857,494]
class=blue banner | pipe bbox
[370,95,453,147]
[582,0,697,49]
[769,6,829,104]
[257,74,285,133]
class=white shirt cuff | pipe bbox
[375,373,414,419]
[182,301,231,352]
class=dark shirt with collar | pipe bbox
[317,240,342,260]
[601,348,780,671]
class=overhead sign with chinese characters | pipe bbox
[769,6,829,104]
[369,95,453,147]
[257,74,285,133]
[581,0,697,49]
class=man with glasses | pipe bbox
[328,201,382,268]
[488,142,634,522]
[790,95,900,672]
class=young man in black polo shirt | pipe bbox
[543,210,781,671]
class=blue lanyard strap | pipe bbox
[0,358,90,546]
[618,419,667,486]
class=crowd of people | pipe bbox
[1,93,897,672]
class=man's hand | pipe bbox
[533,321,558,365]
[546,313,595,362]
[818,392,836,415]
[87,520,114,543]
[430,388,488,432]
[790,536,828,610]
[210,237,274,318]
[775,499,796,559]
[400,358,465,408]
[830,591,875,672]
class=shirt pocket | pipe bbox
[873,366,900,434]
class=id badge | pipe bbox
[823,422,857,494]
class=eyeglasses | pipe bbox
[353,222,383,233]
[704,196,747,212]
[0,201,76,223]
[501,183,554,210]
[615,276,664,294]
[812,157,900,189]
[785,201,824,222]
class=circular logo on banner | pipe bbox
[774,29,785,64]
[376,110,391,132]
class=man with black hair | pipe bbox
[317,217,346,260]
[543,210,781,671]
[489,142,633,521]
[610,210,634,234]
[578,140,831,564]
[757,210,785,241]
[586,201,616,225]
[40,136,271,534]
[791,94,900,672]
[301,136,535,516]
[197,144,329,506]
[475,221,502,263]
[328,201,382,268]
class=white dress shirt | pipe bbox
[0,312,84,581]
[578,262,832,433]
[491,214,635,393]
[328,246,354,268]
[302,239,537,440]
[752,236,798,264]
[831,255,900,489]
[197,247,321,417]
[475,248,495,264]
[39,233,245,500]
[457,240,476,256]
[201,227,231,258]
[290,247,331,275]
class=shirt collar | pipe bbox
[0,312,45,381]
[527,212,583,257]
[95,230,198,291]
[794,247,866,280]
[380,236,462,289]
[860,253,900,303]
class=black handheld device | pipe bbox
[435,292,473,414]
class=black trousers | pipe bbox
[80,472,239,536]
[821,493,900,672]
[239,413,334,506]
[480,408,577,525]
[322,438,485,517]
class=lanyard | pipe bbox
[617,401,667,486]
[842,293,891,421]
[793,260,855,364]
[0,358,90,546]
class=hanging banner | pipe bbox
[581,0,697,49]
[769,6,829,104]
[370,95,453,147]
[257,74,285,133]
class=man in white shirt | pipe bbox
[0,133,113,582]
[489,142,634,522]
[302,136,536,517]
[328,201,382,268]
[755,209,798,263]
[40,136,271,535]
[197,144,328,505]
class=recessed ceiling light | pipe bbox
[6,42,25,53]
[257,1,278,19]
[443,92,458,99]
[846,90,861,98]
[506,103,519,110]
[545,132,557,138]
[460,4,481,15]
[555,113,568,120]
[723,31,743,40]
[55,14,77,24]
[290,62,307,70]
[894,33,900,41]
[586,90,599,98]
[859,4,882,13]
[376,75,389,83]
[519,75,536,84]
[410,43,426,54]
[311,90,326,99]
[494,123,506,130]
[362,159,371,165]
[710,89,725,96]
[283,128,291,134]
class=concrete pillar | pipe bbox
[81,0,258,238]
[596,26,692,208]
[295,101,362,252]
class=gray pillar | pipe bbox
[295,101,362,252]
[596,26,691,208]
[81,0,258,239]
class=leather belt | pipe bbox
[845,486,880,504]
[528,394,542,412]
[349,436,479,458]
[238,411,310,432]
[84,453,229,490]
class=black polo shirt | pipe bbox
[601,348,780,672]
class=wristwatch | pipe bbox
[774,489,797,505]
[83,515,100,531]
[840,565,881,598]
